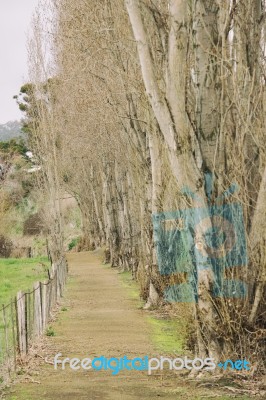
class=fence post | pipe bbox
[33,282,43,337]
[42,281,48,330]
[58,261,62,297]
[26,289,32,343]
[2,305,11,377]
[51,263,56,306]
[16,291,27,355]
[47,280,52,318]
[24,292,28,352]
[10,298,17,371]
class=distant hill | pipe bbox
[0,121,24,141]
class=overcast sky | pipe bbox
[0,0,40,124]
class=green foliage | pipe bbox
[16,81,54,141]
[20,83,34,94]
[18,103,27,112]
[46,326,55,336]
[68,237,80,251]
[0,138,28,155]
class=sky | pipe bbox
[0,0,40,124]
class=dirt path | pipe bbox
[5,251,252,400]
[6,251,186,400]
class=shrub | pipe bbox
[23,213,45,235]
[68,237,80,251]
[0,235,13,258]
[46,326,55,336]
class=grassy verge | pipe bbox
[117,269,187,354]
[0,257,50,306]
[117,269,253,400]
[117,270,144,306]
[146,315,186,354]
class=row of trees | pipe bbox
[21,0,265,369]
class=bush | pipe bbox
[0,235,13,258]
[23,213,45,236]
[68,237,80,251]
[46,326,55,337]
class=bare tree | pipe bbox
[26,0,266,369]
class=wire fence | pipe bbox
[0,257,67,383]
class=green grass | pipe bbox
[166,386,252,400]
[147,315,186,354]
[0,257,50,306]
[117,270,144,306]
[117,269,186,354]
[45,326,55,337]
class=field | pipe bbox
[0,257,50,307]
